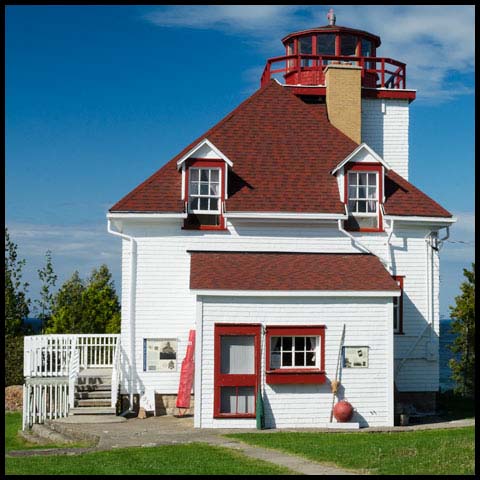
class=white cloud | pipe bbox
[7,222,122,309]
[143,5,475,103]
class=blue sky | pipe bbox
[6,5,475,316]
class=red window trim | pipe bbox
[265,325,326,385]
[393,276,404,334]
[183,158,227,231]
[213,323,261,419]
[344,162,384,232]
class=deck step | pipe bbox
[76,377,112,386]
[76,399,111,407]
[75,391,111,400]
[69,406,116,415]
[76,384,111,392]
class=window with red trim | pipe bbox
[213,324,261,418]
[393,276,404,334]
[265,326,326,384]
[344,163,383,232]
[184,159,226,230]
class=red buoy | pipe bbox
[333,400,354,422]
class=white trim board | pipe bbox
[176,138,234,169]
[331,143,391,175]
[194,290,400,297]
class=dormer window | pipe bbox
[188,168,221,214]
[344,163,383,232]
[183,159,226,230]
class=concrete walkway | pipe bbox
[9,415,475,475]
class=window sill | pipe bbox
[266,370,326,385]
[345,227,384,233]
[213,413,256,419]
[182,225,227,231]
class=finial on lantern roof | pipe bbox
[327,8,336,26]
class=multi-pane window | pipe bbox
[317,33,336,56]
[270,336,319,369]
[188,168,221,213]
[347,171,378,214]
[340,35,357,56]
[299,36,313,67]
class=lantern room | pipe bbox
[261,9,408,93]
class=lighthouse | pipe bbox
[106,11,454,428]
[261,10,415,180]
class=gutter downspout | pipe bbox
[108,218,137,411]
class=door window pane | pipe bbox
[237,387,255,414]
[220,387,236,413]
[220,336,255,374]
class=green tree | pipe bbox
[46,271,85,334]
[448,263,475,397]
[5,227,30,336]
[81,265,121,334]
[47,265,120,334]
[35,250,57,333]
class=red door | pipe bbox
[213,324,261,418]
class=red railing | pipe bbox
[260,54,406,90]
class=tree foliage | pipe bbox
[5,227,30,337]
[448,263,475,397]
[5,336,24,386]
[35,250,57,333]
[46,265,120,334]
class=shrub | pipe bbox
[5,335,24,386]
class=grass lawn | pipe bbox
[5,442,294,475]
[5,412,90,452]
[227,427,475,475]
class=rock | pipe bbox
[5,385,23,411]
[137,407,147,419]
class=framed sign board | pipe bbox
[144,338,178,372]
[343,346,369,368]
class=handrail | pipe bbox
[261,53,406,89]
[111,341,121,408]
[24,334,121,378]
[68,337,80,408]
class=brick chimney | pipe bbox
[324,64,362,144]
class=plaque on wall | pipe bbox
[343,346,369,368]
[144,338,178,372]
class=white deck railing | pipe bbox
[24,334,120,378]
[23,334,121,429]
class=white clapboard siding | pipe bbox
[362,98,409,180]
[117,220,439,397]
[198,296,392,428]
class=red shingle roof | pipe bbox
[384,170,452,217]
[110,80,452,218]
[190,252,400,292]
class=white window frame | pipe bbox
[347,171,378,217]
[188,167,222,214]
[270,335,320,370]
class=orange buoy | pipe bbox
[333,400,354,422]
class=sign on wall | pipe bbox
[343,346,369,368]
[144,338,178,372]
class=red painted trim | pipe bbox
[265,325,326,385]
[344,163,384,233]
[393,276,404,334]
[362,89,416,102]
[213,324,261,419]
[184,159,226,230]
[266,372,326,385]
[335,34,341,56]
